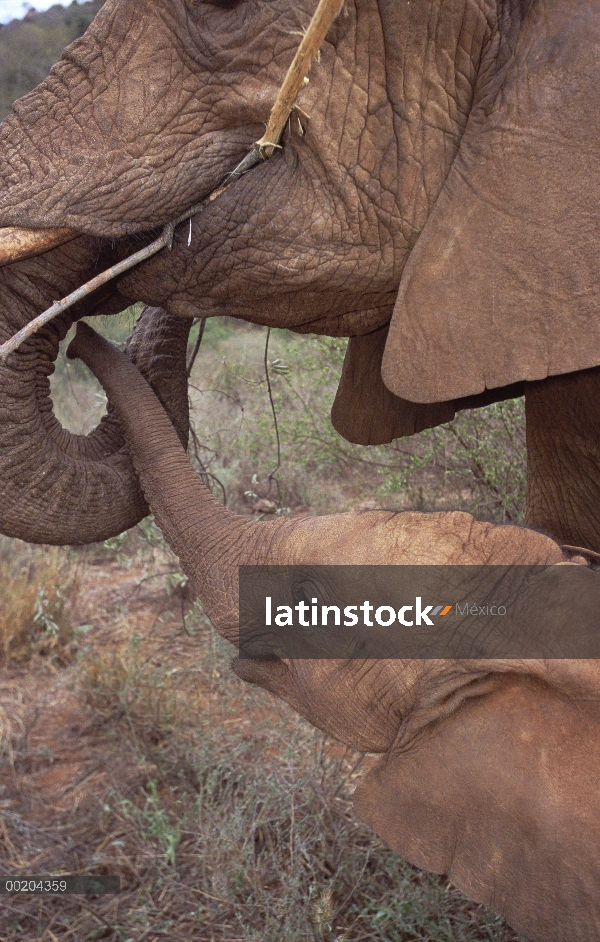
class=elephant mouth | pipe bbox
[0,0,346,546]
[0,137,269,362]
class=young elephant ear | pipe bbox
[382,0,600,403]
[354,676,600,942]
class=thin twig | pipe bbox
[0,152,258,363]
[186,318,206,377]
[289,789,295,869]
[188,423,227,505]
[0,225,174,362]
[76,900,121,937]
[190,886,254,907]
[0,0,345,361]
[264,328,282,506]
[0,178,244,363]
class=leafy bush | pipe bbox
[186,321,526,523]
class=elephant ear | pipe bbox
[331,326,455,444]
[382,0,600,403]
[331,325,523,445]
[354,676,600,942]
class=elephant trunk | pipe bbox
[68,321,262,635]
[0,237,191,545]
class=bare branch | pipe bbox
[256,0,346,157]
[264,327,283,507]
[0,224,175,362]
[0,0,345,358]
[187,318,207,377]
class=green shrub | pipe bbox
[186,322,526,522]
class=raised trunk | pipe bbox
[68,321,265,635]
[0,237,191,544]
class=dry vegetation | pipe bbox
[0,540,78,666]
[157,317,525,523]
[0,314,529,941]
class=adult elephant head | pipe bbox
[1,0,599,545]
[69,319,600,942]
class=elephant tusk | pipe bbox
[0,226,76,267]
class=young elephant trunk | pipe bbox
[68,321,262,634]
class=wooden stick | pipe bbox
[0,161,255,363]
[0,225,174,362]
[0,225,75,267]
[256,0,345,158]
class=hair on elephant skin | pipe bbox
[0,0,600,550]
[67,320,600,942]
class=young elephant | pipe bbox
[69,320,600,942]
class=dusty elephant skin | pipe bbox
[1,0,600,546]
[69,320,600,942]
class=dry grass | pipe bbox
[0,538,78,665]
[0,595,525,941]
[82,617,209,742]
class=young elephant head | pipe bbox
[69,320,600,942]
[2,0,600,545]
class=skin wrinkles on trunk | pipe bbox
[2,5,600,941]
[0,5,598,545]
[0,0,355,546]
[0,0,494,552]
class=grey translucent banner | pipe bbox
[238,565,600,659]
[0,875,120,895]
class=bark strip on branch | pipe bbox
[256,0,345,158]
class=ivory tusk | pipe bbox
[0,226,76,267]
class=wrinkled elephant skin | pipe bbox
[2,0,600,546]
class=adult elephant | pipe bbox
[0,0,598,547]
